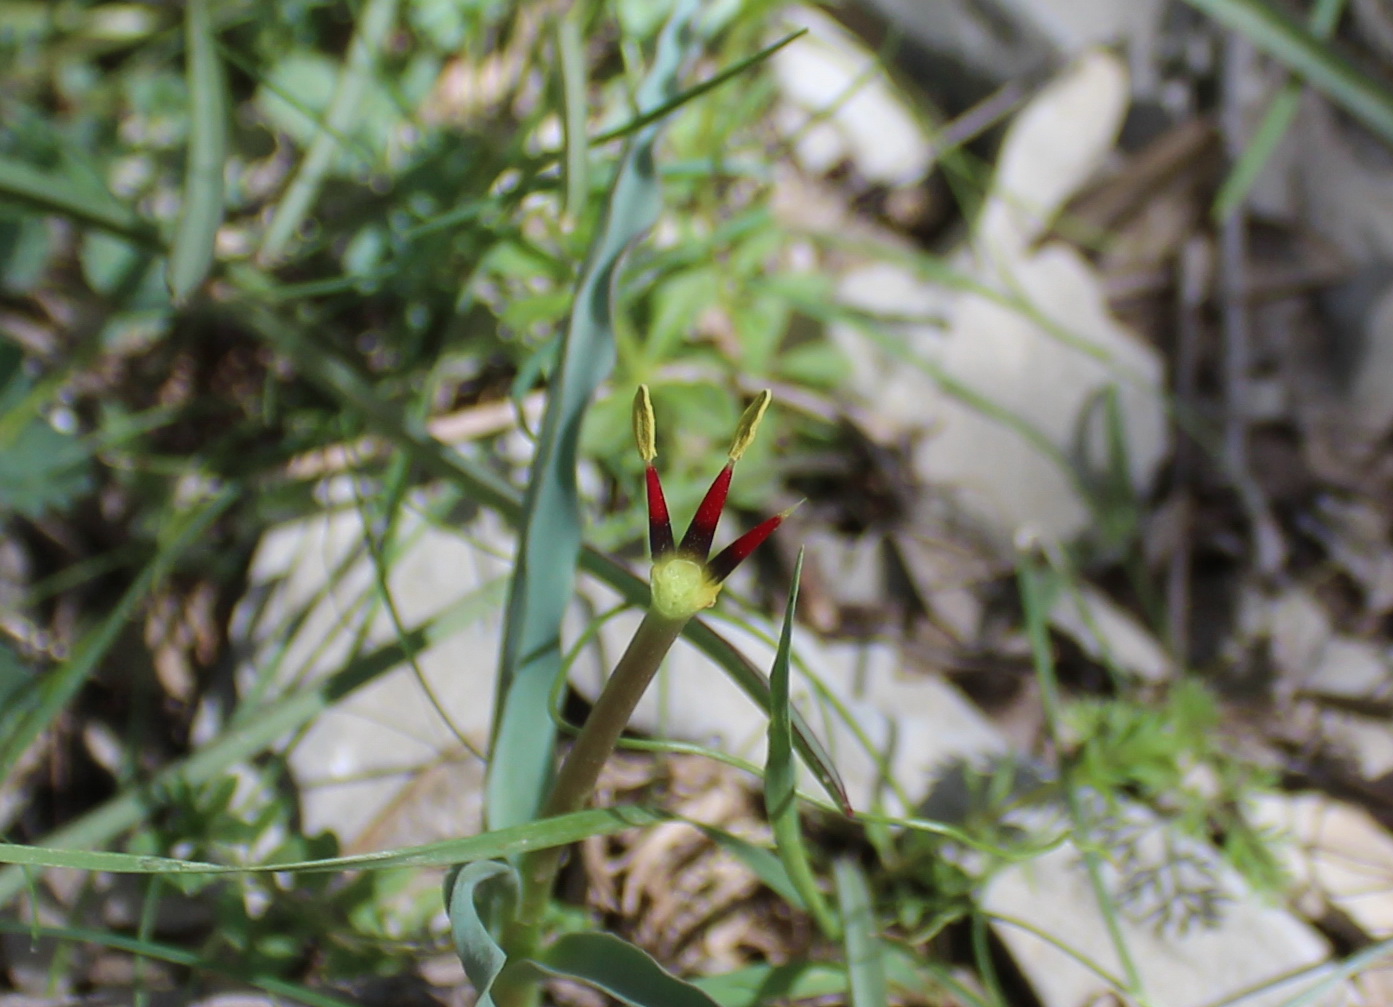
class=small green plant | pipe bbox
[1069,679,1288,911]
[453,384,799,1007]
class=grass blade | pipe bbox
[167,0,227,303]
[833,858,888,1007]
[1211,0,1347,221]
[763,550,838,938]
[589,29,807,147]
[1182,0,1393,147]
[485,0,701,831]
[0,806,665,877]
[0,486,237,788]
[256,0,400,263]
[0,919,361,1007]
[557,10,589,220]
[0,155,155,246]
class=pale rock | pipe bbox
[1250,793,1393,937]
[916,242,1168,545]
[827,52,1169,548]
[802,529,886,609]
[977,50,1130,257]
[772,7,935,187]
[1050,583,1172,683]
[1268,588,1334,688]
[831,258,955,436]
[1304,637,1391,700]
[985,807,1351,1007]
[231,490,510,843]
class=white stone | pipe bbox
[772,7,935,187]
[1251,793,1393,938]
[232,491,510,843]
[1050,583,1172,683]
[984,807,1351,1007]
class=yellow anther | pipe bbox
[633,385,657,463]
[728,389,772,462]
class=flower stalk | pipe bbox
[508,384,790,952]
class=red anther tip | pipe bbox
[678,463,733,560]
[705,510,787,584]
[645,465,675,559]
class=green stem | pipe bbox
[506,610,687,948]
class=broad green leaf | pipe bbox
[529,930,721,1007]
[834,858,888,1007]
[692,962,849,1007]
[167,0,227,303]
[486,0,703,832]
[446,860,519,1007]
[0,347,93,519]
[0,211,52,292]
[764,550,838,937]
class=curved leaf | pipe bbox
[446,860,520,1006]
[530,930,721,1007]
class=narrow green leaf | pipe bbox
[764,550,838,938]
[486,0,702,832]
[557,10,589,219]
[530,930,721,1007]
[0,155,155,246]
[589,29,807,147]
[696,824,804,909]
[0,806,666,877]
[0,919,361,1007]
[446,860,519,1007]
[1182,0,1393,147]
[1212,0,1347,221]
[167,0,227,303]
[833,859,888,1007]
[257,0,400,263]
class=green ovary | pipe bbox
[649,555,722,621]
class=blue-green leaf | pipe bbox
[446,860,520,1007]
[485,0,702,831]
[531,930,721,1007]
